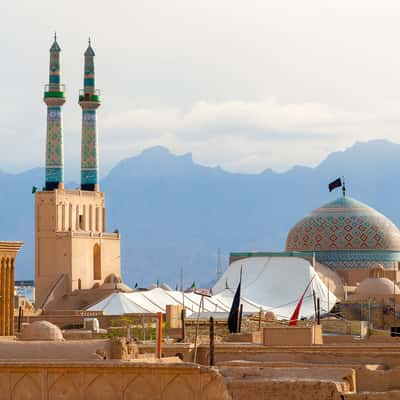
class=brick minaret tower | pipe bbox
[44,34,65,190]
[79,39,101,191]
[35,38,121,309]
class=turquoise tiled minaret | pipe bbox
[79,39,101,191]
[44,34,66,190]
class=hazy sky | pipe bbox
[2,0,400,179]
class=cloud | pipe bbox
[103,98,365,139]
[2,96,400,178]
[4,1,400,178]
[98,98,395,174]
[179,99,365,137]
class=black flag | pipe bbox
[228,267,242,333]
[328,178,342,192]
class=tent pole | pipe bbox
[209,316,215,366]
[238,304,243,333]
[193,296,203,363]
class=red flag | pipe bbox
[288,276,315,326]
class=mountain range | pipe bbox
[1,139,400,287]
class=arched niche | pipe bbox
[93,244,101,280]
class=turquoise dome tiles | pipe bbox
[318,197,368,209]
[286,196,400,252]
[316,250,400,269]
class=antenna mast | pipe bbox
[216,248,222,280]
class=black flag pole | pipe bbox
[237,267,243,331]
[228,265,242,333]
[312,289,317,321]
[342,176,346,197]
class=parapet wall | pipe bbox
[196,343,400,369]
[3,340,400,398]
[0,361,230,400]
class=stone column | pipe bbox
[89,204,93,231]
[75,205,80,230]
[4,259,9,335]
[102,207,106,232]
[82,205,87,231]
[95,207,100,232]
[69,203,73,230]
[9,259,14,336]
[62,204,66,231]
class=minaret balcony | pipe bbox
[44,84,65,99]
[79,89,101,102]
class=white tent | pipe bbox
[87,287,231,316]
[89,292,149,314]
[87,256,336,320]
[212,256,336,319]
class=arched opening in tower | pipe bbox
[93,244,101,281]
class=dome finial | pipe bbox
[84,38,95,56]
[342,176,346,197]
[50,33,61,52]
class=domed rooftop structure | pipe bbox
[285,196,400,284]
[353,277,400,301]
[352,263,400,301]
[286,197,400,252]
[20,321,64,341]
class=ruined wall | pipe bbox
[196,343,400,370]
[19,312,157,331]
[0,361,230,400]
[345,391,400,399]
[322,319,369,337]
[338,302,399,330]
[227,379,345,400]
[356,366,400,392]
[263,326,323,346]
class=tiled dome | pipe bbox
[286,197,400,252]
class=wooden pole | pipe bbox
[142,314,146,341]
[156,312,163,359]
[127,324,132,342]
[238,304,243,333]
[394,262,396,317]
[368,298,372,333]
[258,308,262,331]
[193,296,203,363]
[181,308,186,342]
[181,268,185,311]
[209,316,215,366]
[17,306,22,333]
[312,290,317,321]
[327,280,330,314]
[317,298,320,325]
